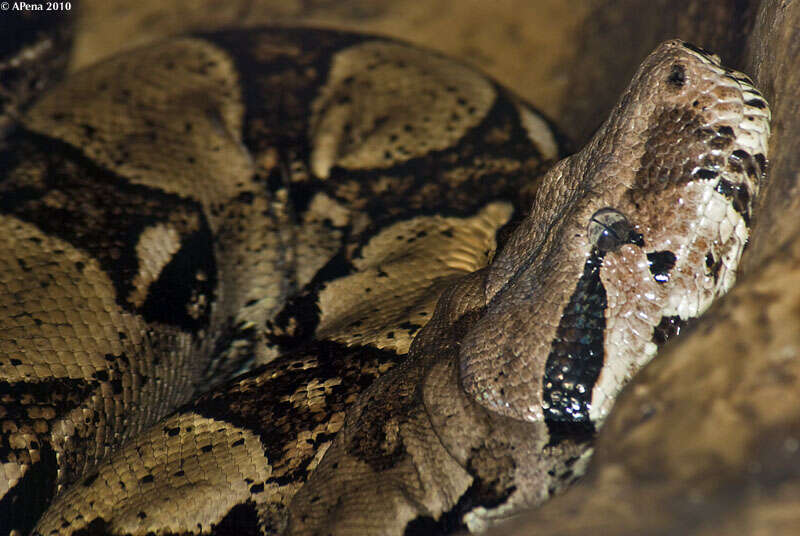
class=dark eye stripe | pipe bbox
[542,249,606,445]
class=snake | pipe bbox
[0,26,770,535]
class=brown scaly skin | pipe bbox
[286,41,769,534]
[0,28,768,535]
[0,27,558,535]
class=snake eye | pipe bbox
[588,208,640,252]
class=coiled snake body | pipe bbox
[0,28,770,535]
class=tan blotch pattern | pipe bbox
[516,101,559,160]
[0,216,192,384]
[310,41,496,178]
[24,38,253,214]
[127,223,182,309]
[316,202,513,353]
[34,414,272,535]
[0,216,195,493]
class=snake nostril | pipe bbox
[667,64,686,88]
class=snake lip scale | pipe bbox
[0,27,770,535]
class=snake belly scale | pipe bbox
[0,27,769,535]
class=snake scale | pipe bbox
[0,26,770,535]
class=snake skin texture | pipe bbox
[0,27,769,535]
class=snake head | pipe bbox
[459,40,771,436]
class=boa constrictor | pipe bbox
[0,27,770,535]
